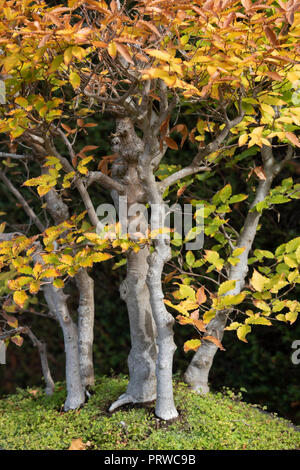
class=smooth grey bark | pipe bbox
[44,180,95,392]
[75,269,95,388]
[109,247,157,411]
[43,283,85,410]
[184,145,291,393]
[109,119,157,411]
[144,168,178,419]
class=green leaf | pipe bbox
[186,251,195,267]
[228,194,248,204]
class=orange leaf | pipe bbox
[194,319,207,333]
[196,287,207,305]
[165,137,178,150]
[68,438,86,451]
[204,335,226,351]
[285,132,300,148]
[177,185,187,197]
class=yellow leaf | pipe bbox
[250,269,268,292]
[237,324,251,342]
[108,42,117,59]
[238,134,248,146]
[70,71,81,90]
[13,290,28,308]
[145,49,172,62]
[184,339,201,353]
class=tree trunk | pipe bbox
[146,203,178,420]
[109,118,158,411]
[26,328,55,396]
[75,269,95,389]
[109,247,157,411]
[185,147,278,393]
[43,284,85,410]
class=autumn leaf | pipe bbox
[184,339,201,353]
[13,290,28,308]
[285,132,300,148]
[253,166,267,181]
[11,335,24,347]
[250,269,268,292]
[68,438,86,450]
[165,137,178,150]
[196,287,207,305]
[204,335,225,351]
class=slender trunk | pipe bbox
[146,203,178,420]
[26,329,55,396]
[43,284,85,410]
[185,149,277,393]
[44,185,95,395]
[75,269,95,388]
[109,247,157,411]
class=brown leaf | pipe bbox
[115,43,134,65]
[265,71,283,81]
[196,287,207,305]
[253,166,267,180]
[264,26,279,46]
[163,270,177,284]
[1,312,18,328]
[285,132,300,148]
[68,438,86,451]
[171,124,188,148]
[165,136,178,150]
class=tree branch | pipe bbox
[85,171,124,193]
[0,170,45,232]
[159,165,211,193]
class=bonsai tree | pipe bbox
[0,0,299,420]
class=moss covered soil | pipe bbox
[0,376,299,450]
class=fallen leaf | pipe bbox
[68,438,86,450]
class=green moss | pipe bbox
[0,376,299,450]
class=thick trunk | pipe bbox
[109,247,157,411]
[75,269,95,388]
[185,149,277,393]
[109,119,157,411]
[43,284,85,410]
